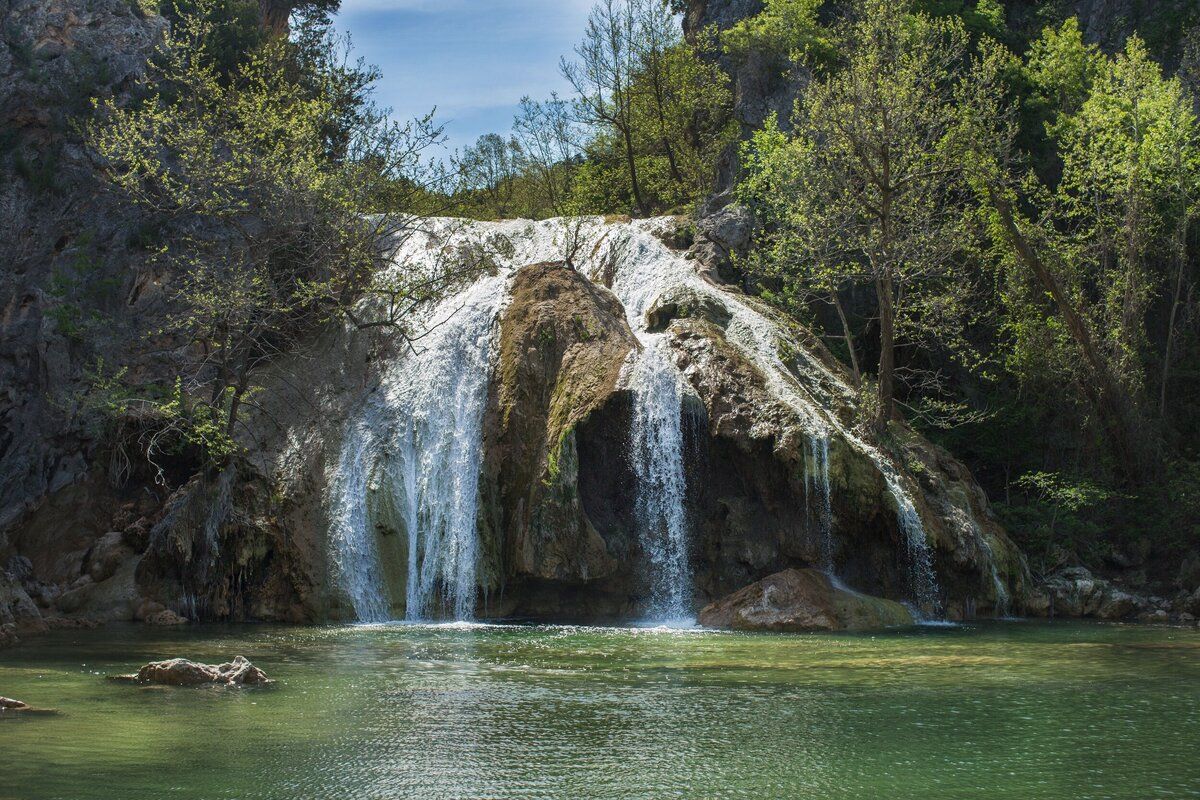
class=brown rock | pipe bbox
[480,261,637,585]
[85,531,135,583]
[0,696,57,715]
[112,656,271,686]
[699,568,914,632]
[144,609,188,626]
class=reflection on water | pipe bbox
[1,621,1198,799]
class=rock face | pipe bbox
[479,262,636,599]
[1,564,45,647]
[699,568,913,632]
[113,656,271,687]
[472,219,1027,621]
[1026,567,1175,622]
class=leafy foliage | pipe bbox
[87,0,469,466]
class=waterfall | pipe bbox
[885,473,941,616]
[593,225,697,624]
[628,336,692,622]
[330,262,507,622]
[807,436,834,574]
[327,216,966,624]
[329,419,391,622]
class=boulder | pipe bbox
[0,569,44,641]
[112,656,271,687]
[645,285,732,332]
[1030,568,1164,621]
[85,532,135,584]
[144,609,188,626]
[0,696,56,715]
[699,568,914,632]
[0,623,17,649]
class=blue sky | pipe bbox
[334,0,595,156]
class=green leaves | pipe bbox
[85,1,459,469]
[722,0,831,66]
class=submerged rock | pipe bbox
[699,568,914,632]
[0,696,57,715]
[112,656,271,687]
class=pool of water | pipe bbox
[1,620,1197,799]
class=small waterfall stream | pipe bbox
[806,436,835,574]
[628,336,692,622]
[886,473,941,616]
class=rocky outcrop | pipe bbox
[699,567,913,631]
[474,219,1027,620]
[479,261,637,608]
[1027,567,1177,622]
[1,562,44,647]
[112,656,272,687]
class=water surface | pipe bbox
[2,621,1197,799]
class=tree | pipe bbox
[967,31,1200,482]
[256,0,338,37]
[88,5,471,465]
[562,0,649,214]
[738,0,977,431]
[628,24,735,209]
[512,94,579,216]
[458,133,522,219]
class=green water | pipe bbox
[1,621,1197,799]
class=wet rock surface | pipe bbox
[112,656,271,687]
[479,261,637,606]
[699,568,914,632]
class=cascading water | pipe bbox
[885,472,941,616]
[628,336,692,622]
[329,419,391,622]
[595,226,699,624]
[329,216,967,623]
[329,224,508,622]
[806,436,834,574]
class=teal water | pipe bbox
[1,621,1197,799]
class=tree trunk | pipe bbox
[831,290,861,385]
[989,189,1147,484]
[875,274,896,431]
[620,124,646,215]
[1160,213,1189,420]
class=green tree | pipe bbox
[88,4,468,464]
[969,32,1200,482]
[458,133,523,219]
[512,94,579,216]
[562,0,649,213]
[739,0,979,430]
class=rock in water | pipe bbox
[113,656,271,686]
[0,696,57,715]
[699,568,913,632]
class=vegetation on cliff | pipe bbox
[452,0,736,220]
[84,0,470,469]
[724,0,1199,581]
